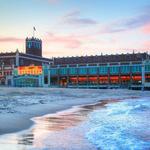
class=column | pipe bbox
[11,64,15,87]
[142,61,145,91]
[67,64,69,88]
[41,67,45,87]
[48,64,51,87]
[2,62,4,76]
[15,49,19,66]
[86,64,89,88]
[57,65,60,87]
[129,62,132,88]
[77,64,79,88]
[38,75,43,87]
[107,63,110,88]
[97,63,100,89]
[118,62,121,87]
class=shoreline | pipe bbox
[0,88,105,135]
[0,88,149,136]
[0,96,138,136]
[0,98,124,150]
[1,95,149,150]
[0,99,97,136]
[0,88,149,150]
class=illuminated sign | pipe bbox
[18,66,42,75]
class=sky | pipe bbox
[0,0,150,58]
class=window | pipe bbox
[28,42,31,48]
[89,67,98,75]
[121,65,130,74]
[110,66,119,74]
[69,68,77,75]
[60,68,67,75]
[132,65,142,73]
[145,65,150,72]
[20,59,24,65]
[78,67,87,75]
[50,69,58,75]
[99,66,108,74]
[10,59,14,65]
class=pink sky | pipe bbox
[0,0,150,58]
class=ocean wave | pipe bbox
[86,98,150,150]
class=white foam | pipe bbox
[86,97,150,150]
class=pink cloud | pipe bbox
[45,33,82,48]
[143,41,150,48]
[0,37,23,43]
[39,0,60,4]
[142,23,150,34]
[62,10,97,26]
[99,7,150,34]
[47,0,60,4]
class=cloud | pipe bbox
[64,10,80,18]
[142,23,150,34]
[0,37,23,43]
[46,0,60,4]
[143,41,150,48]
[99,7,150,34]
[62,10,97,26]
[45,33,82,48]
[38,0,60,4]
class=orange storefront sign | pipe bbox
[18,66,42,75]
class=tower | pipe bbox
[26,37,42,57]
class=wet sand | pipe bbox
[0,88,150,150]
[0,88,142,135]
[0,88,104,135]
[0,98,122,150]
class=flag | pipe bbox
[33,27,36,31]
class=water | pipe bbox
[86,97,150,150]
[0,88,150,150]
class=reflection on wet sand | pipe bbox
[16,99,121,149]
[32,99,120,131]
[0,98,127,150]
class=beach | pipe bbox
[0,88,150,150]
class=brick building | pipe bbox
[0,37,52,85]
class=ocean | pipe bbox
[0,88,149,150]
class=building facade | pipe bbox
[0,37,52,86]
[1,35,150,90]
[11,52,150,90]
[49,53,150,90]
[13,65,49,87]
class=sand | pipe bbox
[0,88,150,150]
[0,87,149,135]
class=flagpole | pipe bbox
[33,27,36,38]
[33,27,35,38]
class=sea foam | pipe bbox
[86,98,150,150]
